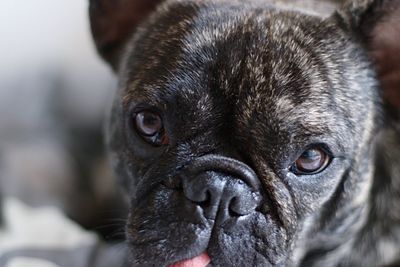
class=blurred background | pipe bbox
[0,0,126,240]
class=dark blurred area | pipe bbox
[0,0,127,240]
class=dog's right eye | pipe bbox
[134,110,169,146]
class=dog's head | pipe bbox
[89,0,400,266]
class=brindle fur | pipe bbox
[90,0,400,266]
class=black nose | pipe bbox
[182,155,261,224]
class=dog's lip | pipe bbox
[168,252,211,267]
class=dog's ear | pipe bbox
[338,0,400,110]
[89,0,164,71]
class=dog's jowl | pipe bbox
[89,0,400,266]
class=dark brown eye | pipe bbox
[291,147,330,175]
[134,111,169,146]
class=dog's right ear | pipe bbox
[89,0,164,71]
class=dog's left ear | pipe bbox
[89,0,164,71]
[338,0,400,109]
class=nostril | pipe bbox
[194,190,212,209]
[228,197,242,217]
[225,185,261,219]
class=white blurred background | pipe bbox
[0,0,125,238]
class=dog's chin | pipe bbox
[126,185,288,266]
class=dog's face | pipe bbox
[90,0,400,266]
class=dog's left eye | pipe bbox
[134,110,169,146]
[291,146,330,175]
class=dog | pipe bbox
[89,0,400,266]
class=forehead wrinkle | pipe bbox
[267,16,332,92]
[264,12,362,114]
[233,13,359,144]
[238,15,328,97]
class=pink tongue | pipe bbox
[168,253,211,267]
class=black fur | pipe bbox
[90,0,400,266]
